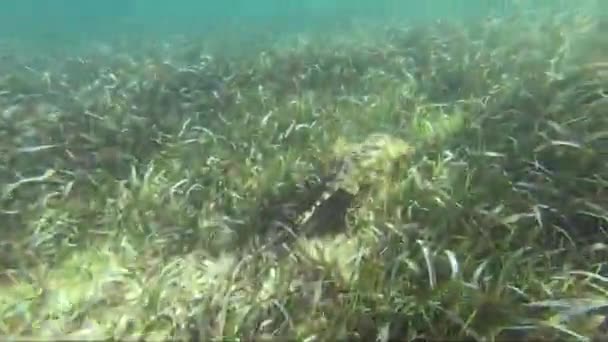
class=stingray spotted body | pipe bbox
[293,133,415,230]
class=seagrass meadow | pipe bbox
[0,3,607,341]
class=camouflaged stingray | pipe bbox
[292,133,415,231]
[243,132,415,256]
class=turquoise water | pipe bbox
[1,1,598,44]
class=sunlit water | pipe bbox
[0,1,600,49]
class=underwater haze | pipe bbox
[0,0,598,43]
